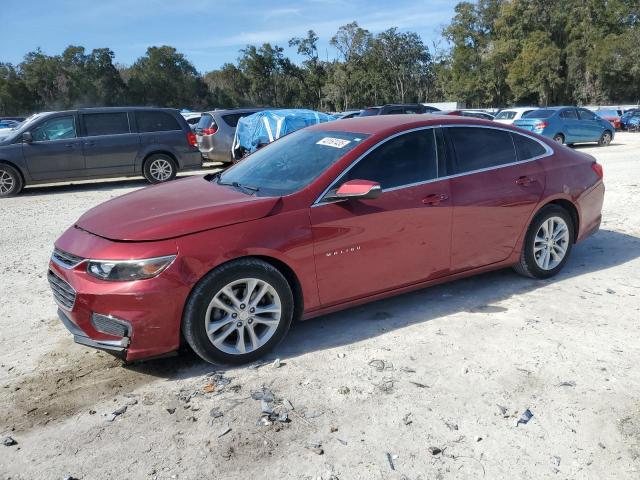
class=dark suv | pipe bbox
[0,107,202,197]
[358,104,439,116]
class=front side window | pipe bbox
[32,116,76,141]
[218,129,369,196]
[448,127,516,174]
[136,111,181,132]
[578,109,597,121]
[560,109,578,119]
[83,112,130,136]
[343,129,438,189]
[512,133,547,161]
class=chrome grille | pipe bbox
[48,269,77,310]
[51,248,85,269]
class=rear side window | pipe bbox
[385,107,405,115]
[560,109,578,119]
[448,127,516,174]
[512,133,547,161]
[136,111,181,132]
[222,113,248,127]
[496,111,516,120]
[359,108,380,117]
[83,112,130,136]
[345,129,438,189]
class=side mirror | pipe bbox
[22,132,33,143]
[328,179,382,201]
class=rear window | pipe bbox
[496,111,516,120]
[359,108,381,117]
[136,111,181,132]
[512,133,547,160]
[196,113,214,129]
[523,109,555,119]
[596,110,619,117]
[449,127,516,173]
[83,112,130,136]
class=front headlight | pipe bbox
[86,255,176,281]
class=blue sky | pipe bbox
[0,0,457,72]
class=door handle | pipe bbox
[515,176,536,186]
[83,141,95,147]
[422,193,449,206]
[64,143,75,149]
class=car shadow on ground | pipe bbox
[126,228,640,379]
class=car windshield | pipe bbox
[597,110,618,117]
[523,109,555,119]
[495,111,516,120]
[217,129,369,196]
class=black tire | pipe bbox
[598,130,612,146]
[513,204,575,279]
[0,164,24,197]
[553,134,565,144]
[182,258,294,365]
[143,154,177,184]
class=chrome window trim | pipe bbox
[312,124,553,206]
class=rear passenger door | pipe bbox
[80,111,138,175]
[133,110,183,164]
[559,108,581,141]
[446,127,547,272]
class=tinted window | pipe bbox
[578,109,597,120]
[597,110,619,117]
[496,111,516,120]
[344,129,437,189]
[512,133,547,160]
[449,127,516,173]
[218,130,369,196]
[32,116,76,141]
[385,107,405,115]
[359,108,380,117]
[222,113,252,127]
[560,109,578,119]
[83,112,130,136]
[403,106,423,114]
[136,111,181,132]
[523,109,554,119]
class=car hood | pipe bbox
[76,175,281,241]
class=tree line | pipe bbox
[1,0,638,116]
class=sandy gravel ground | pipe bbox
[1,135,639,480]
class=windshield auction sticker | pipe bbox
[317,137,352,148]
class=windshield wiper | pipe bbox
[216,176,260,193]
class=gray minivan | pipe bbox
[0,107,202,197]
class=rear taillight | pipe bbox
[591,162,603,179]
[202,126,218,136]
[534,121,548,130]
[187,131,197,147]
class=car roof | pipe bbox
[499,107,537,112]
[207,108,264,115]
[308,114,501,136]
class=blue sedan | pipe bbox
[513,106,614,146]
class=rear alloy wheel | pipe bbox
[553,134,565,144]
[598,131,612,146]
[514,205,574,279]
[182,259,294,364]
[143,154,177,184]
[0,164,23,197]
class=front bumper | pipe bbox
[48,227,192,361]
[58,308,128,358]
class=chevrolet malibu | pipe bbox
[49,115,605,365]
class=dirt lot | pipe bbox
[1,135,639,480]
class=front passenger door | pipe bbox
[22,114,86,181]
[311,128,452,306]
[577,108,605,141]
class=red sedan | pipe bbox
[49,115,604,364]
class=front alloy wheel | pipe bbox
[599,131,612,146]
[182,258,294,364]
[0,164,23,197]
